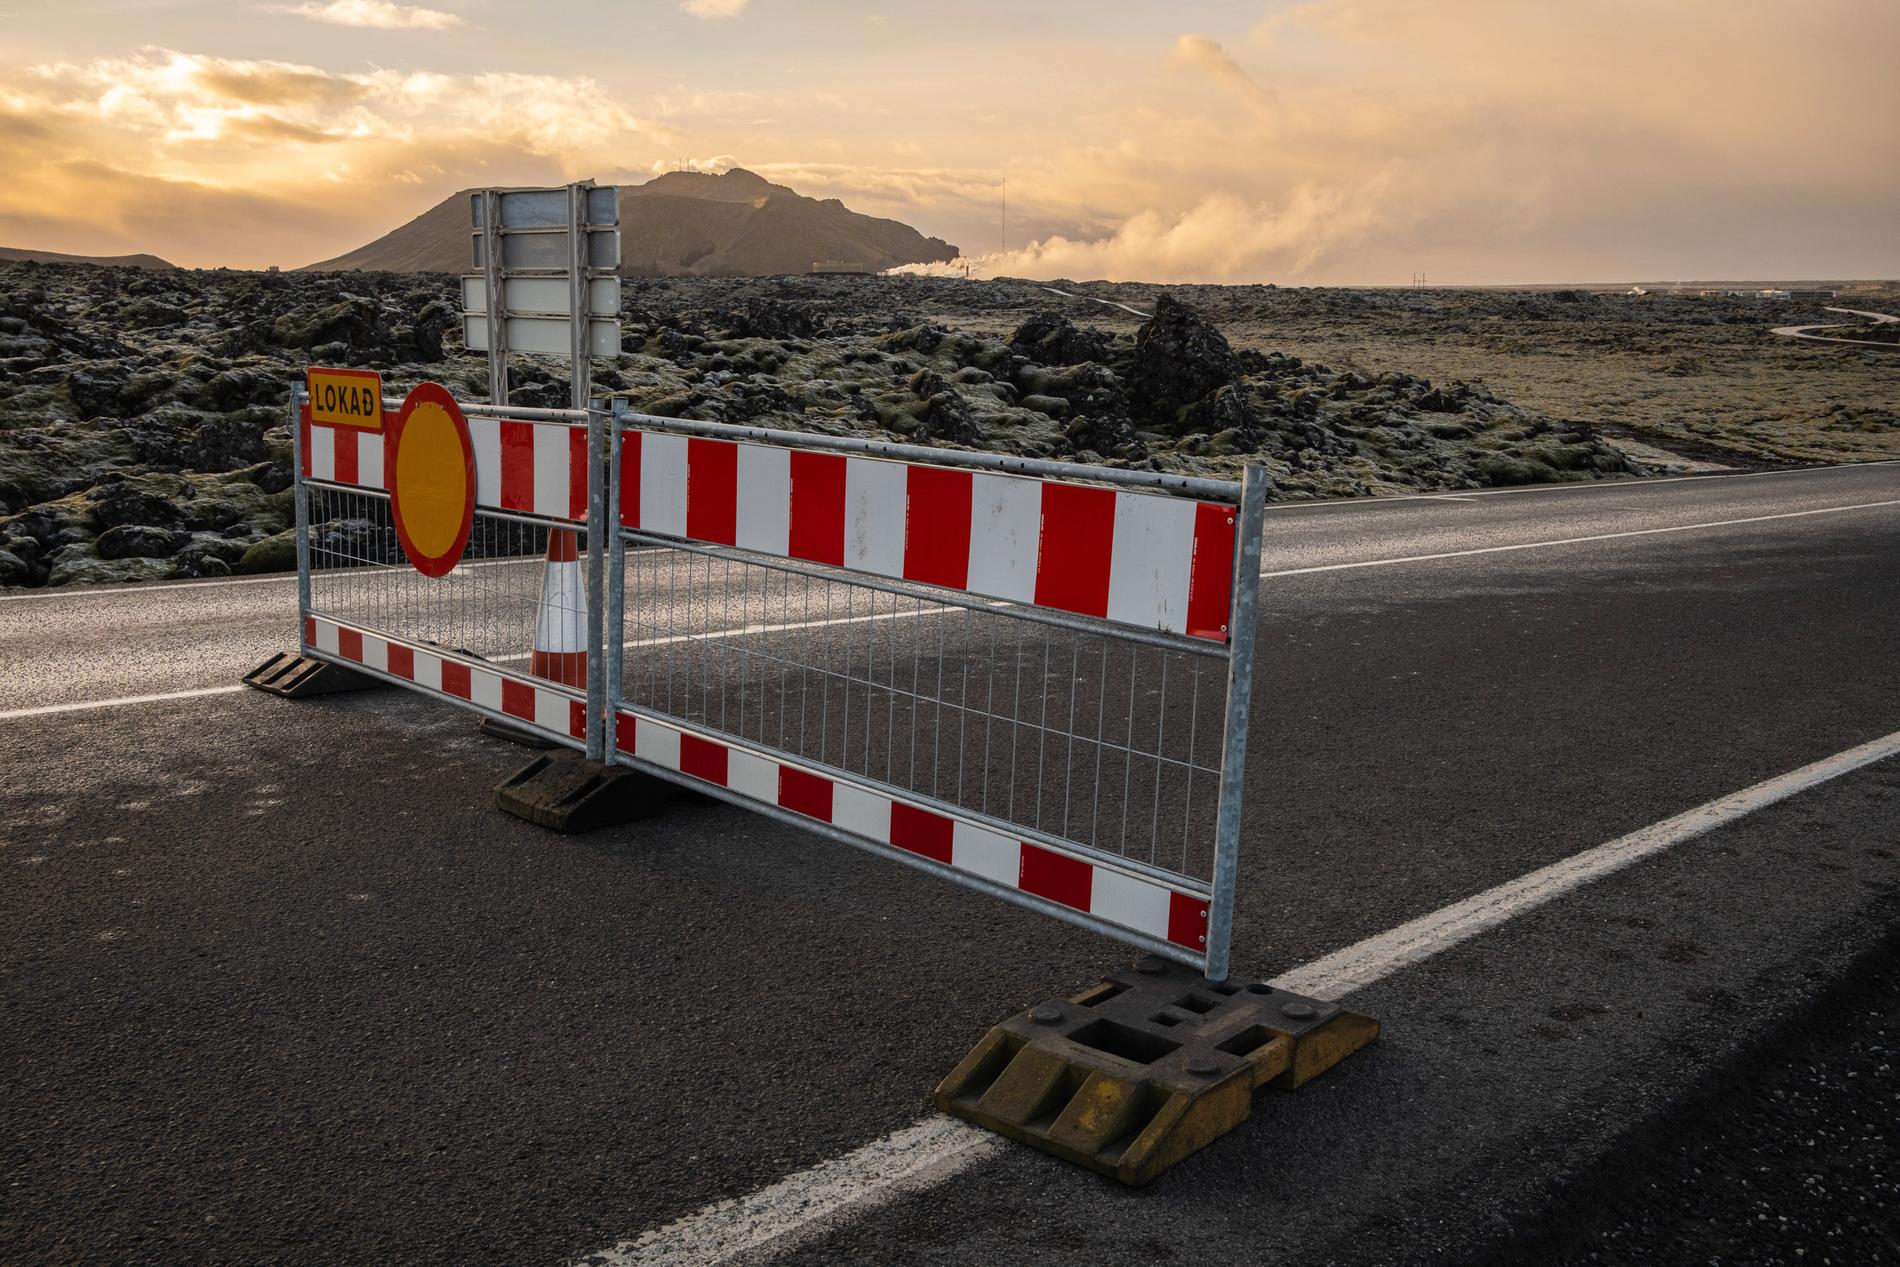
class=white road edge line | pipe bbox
[1,607,959,720]
[1256,457,1898,513]
[0,685,246,721]
[584,724,1900,1267]
[1261,498,1900,576]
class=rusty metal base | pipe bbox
[935,956,1377,1186]
[495,752,678,833]
[242,651,381,698]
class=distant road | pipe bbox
[1036,284,1152,319]
[1770,304,1900,351]
[3,459,1898,1266]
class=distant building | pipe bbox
[1788,288,1837,301]
[810,260,873,276]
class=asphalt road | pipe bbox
[3,461,1898,1265]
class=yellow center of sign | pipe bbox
[394,400,469,559]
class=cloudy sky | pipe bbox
[2,0,1895,282]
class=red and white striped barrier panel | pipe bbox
[301,407,588,524]
[619,432,1239,642]
[613,706,1212,955]
[304,615,587,745]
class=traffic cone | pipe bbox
[529,528,587,689]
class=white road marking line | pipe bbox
[578,1117,1001,1267]
[2,607,959,720]
[1256,458,1898,513]
[1261,498,1900,576]
[1274,724,1900,999]
[0,685,245,720]
[592,724,1900,1267]
[0,555,548,602]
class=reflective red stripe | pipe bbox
[1168,892,1209,950]
[502,678,535,720]
[1185,502,1237,641]
[777,766,833,821]
[570,700,587,739]
[336,627,363,662]
[902,466,973,590]
[888,802,954,864]
[386,644,414,679]
[299,410,312,478]
[687,438,738,545]
[499,421,535,512]
[618,431,640,528]
[441,661,472,699]
[1019,842,1093,911]
[788,450,847,565]
[615,713,636,753]
[333,428,358,485]
[568,424,589,522]
[680,733,729,786]
[1033,484,1116,618]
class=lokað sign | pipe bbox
[387,382,474,578]
[306,366,383,430]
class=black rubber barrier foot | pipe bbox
[242,651,382,698]
[478,716,561,750]
[936,955,1379,1186]
[495,752,679,833]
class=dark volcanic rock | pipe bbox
[1127,295,1242,429]
[95,523,187,559]
[726,297,819,340]
[1009,311,1111,367]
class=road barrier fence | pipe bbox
[289,381,1267,980]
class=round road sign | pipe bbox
[388,382,474,578]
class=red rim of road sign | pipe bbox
[388,382,475,579]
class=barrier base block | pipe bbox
[935,956,1378,1186]
[495,752,677,833]
[479,716,562,750]
[243,651,382,698]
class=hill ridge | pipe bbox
[302,167,957,277]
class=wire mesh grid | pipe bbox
[305,483,589,690]
[616,535,1231,886]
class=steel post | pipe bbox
[585,398,607,762]
[481,188,507,406]
[604,401,628,759]
[1202,462,1269,982]
[289,387,312,645]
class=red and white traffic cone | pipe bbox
[528,528,587,689]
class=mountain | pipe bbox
[301,167,958,276]
[0,247,176,270]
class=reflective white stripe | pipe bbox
[357,431,385,490]
[636,717,681,770]
[360,633,389,673]
[830,783,892,843]
[532,423,571,519]
[640,433,690,537]
[412,649,443,691]
[727,749,777,803]
[844,457,907,578]
[1089,867,1173,940]
[469,417,502,508]
[950,821,1019,887]
[312,619,339,654]
[534,687,570,735]
[1106,491,1195,632]
[310,427,336,482]
[735,444,792,556]
[535,561,588,653]
[470,667,503,712]
[965,472,1042,604]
